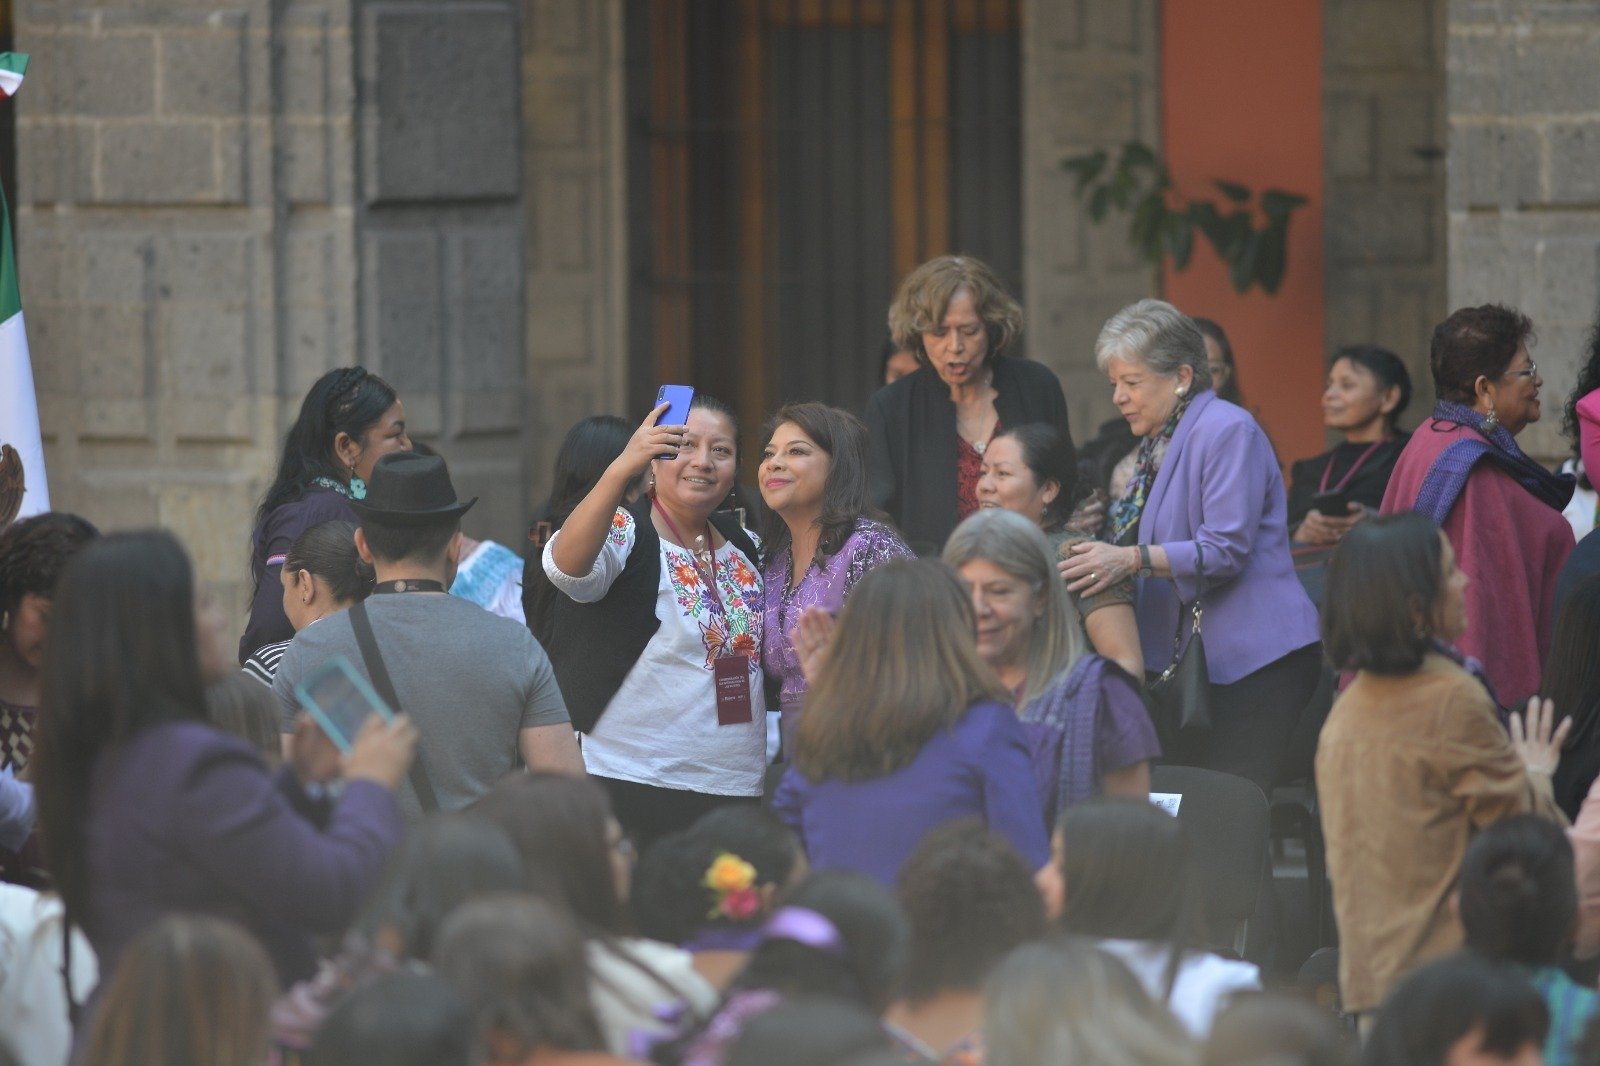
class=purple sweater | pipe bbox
[770,700,1050,885]
[83,721,402,986]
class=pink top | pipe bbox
[1381,419,1575,707]
[1578,390,1600,479]
[1570,771,1600,958]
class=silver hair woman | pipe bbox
[1058,299,1321,793]
[944,509,1158,826]
[983,938,1197,1066]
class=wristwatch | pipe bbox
[1137,544,1154,579]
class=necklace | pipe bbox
[652,498,723,612]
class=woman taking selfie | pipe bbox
[543,396,765,848]
[33,532,416,994]
[758,403,911,747]
[244,367,410,662]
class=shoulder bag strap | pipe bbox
[348,601,440,814]
[1173,542,1205,654]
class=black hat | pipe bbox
[350,452,477,525]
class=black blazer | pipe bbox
[543,495,759,733]
[865,358,1072,555]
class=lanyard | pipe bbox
[652,498,723,612]
[1319,437,1389,494]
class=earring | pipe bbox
[347,461,368,501]
[1483,409,1501,433]
[1175,385,1188,397]
[1,611,8,631]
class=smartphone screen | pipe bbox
[294,656,395,753]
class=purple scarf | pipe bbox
[1020,655,1110,824]
[1413,400,1574,524]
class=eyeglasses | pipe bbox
[1504,360,1538,379]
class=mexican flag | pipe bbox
[0,53,49,528]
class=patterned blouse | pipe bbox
[760,518,914,725]
[0,698,34,773]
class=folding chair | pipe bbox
[1151,764,1270,957]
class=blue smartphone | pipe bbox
[294,655,395,753]
[655,384,695,459]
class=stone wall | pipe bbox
[13,0,536,629]
[1447,0,1600,461]
[1020,0,1161,437]
[1323,0,1449,430]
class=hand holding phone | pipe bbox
[1311,489,1351,519]
[655,385,695,460]
[294,656,396,753]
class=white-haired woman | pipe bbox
[1059,300,1320,792]
[944,509,1158,827]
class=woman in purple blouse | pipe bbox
[770,559,1048,886]
[944,509,1159,828]
[758,403,912,749]
[32,532,417,1006]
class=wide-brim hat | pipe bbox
[350,452,477,525]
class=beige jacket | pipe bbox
[1316,653,1563,1013]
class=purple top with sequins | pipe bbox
[760,518,913,716]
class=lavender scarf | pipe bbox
[1019,655,1110,824]
[1412,400,1573,524]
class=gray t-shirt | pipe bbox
[272,593,569,820]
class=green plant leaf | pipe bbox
[1062,150,1108,194]
[1164,213,1195,270]
[1215,180,1251,203]
[1089,184,1111,221]
[1229,231,1261,293]
[1130,194,1166,262]
[1260,189,1309,222]
[1110,166,1135,210]
[1123,141,1158,171]
[1255,218,1290,294]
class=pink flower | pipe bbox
[721,886,762,921]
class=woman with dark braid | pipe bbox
[242,367,410,662]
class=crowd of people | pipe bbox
[6,252,1600,1063]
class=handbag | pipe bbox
[1146,546,1213,746]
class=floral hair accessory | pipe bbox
[704,852,762,922]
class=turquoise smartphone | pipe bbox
[294,655,395,753]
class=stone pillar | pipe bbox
[13,0,533,621]
[1323,0,1448,425]
[1021,0,1161,435]
[521,0,628,511]
[1446,0,1600,460]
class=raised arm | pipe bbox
[549,404,682,579]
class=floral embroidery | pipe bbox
[664,541,762,670]
[607,510,632,547]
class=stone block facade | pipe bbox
[1020,0,1161,437]
[1447,0,1600,461]
[13,0,548,624]
[1322,0,1448,431]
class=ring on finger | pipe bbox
[1089,572,1098,583]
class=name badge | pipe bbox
[714,655,754,726]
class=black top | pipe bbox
[541,495,759,734]
[1285,433,1410,527]
[1554,526,1600,631]
[240,486,358,664]
[864,358,1071,556]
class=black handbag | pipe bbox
[1146,548,1213,745]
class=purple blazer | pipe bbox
[83,721,402,987]
[1136,391,1319,684]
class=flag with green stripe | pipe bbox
[0,52,49,528]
